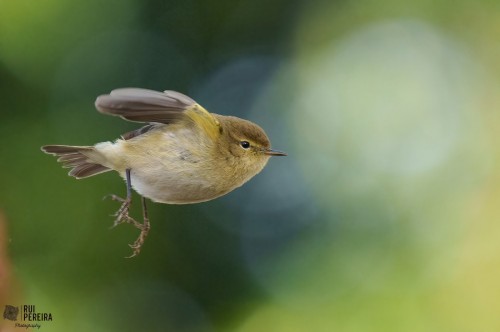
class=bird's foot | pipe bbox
[104,194,133,227]
[104,193,151,258]
[126,216,151,258]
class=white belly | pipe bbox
[127,166,227,204]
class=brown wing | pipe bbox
[95,88,195,123]
[95,88,222,140]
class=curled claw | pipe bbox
[126,228,149,258]
[103,194,125,202]
[104,194,133,228]
[115,197,132,223]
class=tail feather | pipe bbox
[41,145,111,179]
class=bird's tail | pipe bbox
[41,145,111,179]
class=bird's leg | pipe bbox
[104,169,151,257]
[126,196,151,258]
[104,168,133,227]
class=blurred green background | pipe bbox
[1,0,500,331]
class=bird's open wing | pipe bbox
[95,88,222,140]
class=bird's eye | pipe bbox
[240,141,250,149]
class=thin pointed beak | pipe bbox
[264,148,287,156]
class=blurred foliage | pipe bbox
[1,0,500,331]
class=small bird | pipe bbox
[41,88,286,257]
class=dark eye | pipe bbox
[240,141,250,149]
